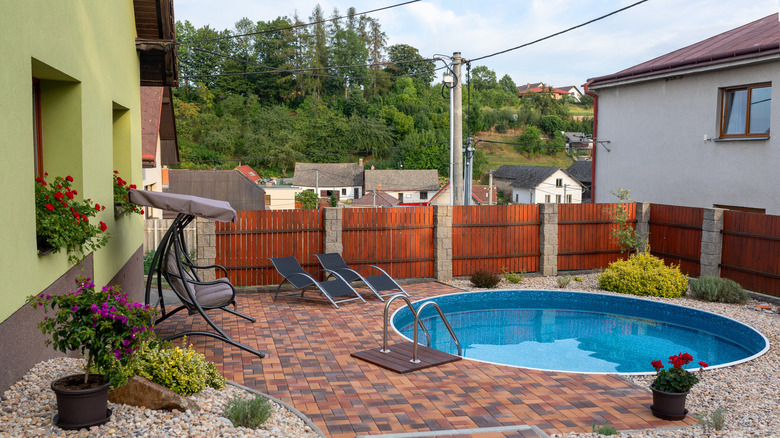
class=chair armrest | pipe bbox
[313,268,350,284]
[356,264,392,277]
[182,260,229,277]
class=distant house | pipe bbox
[566,160,592,203]
[263,186,304,210]
[351,191,401,208]
[563,132,592,152]
[364,169,440,204]
[234,164,261,184]
[586,13,779,214]
[559,85,583,102]
[493,165,584,204]
[292,162,364,202]
[517,83,570,100]
[428,183,497,206]
[165,169,266,211]
[140,86,179,219]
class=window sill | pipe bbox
[714,136,770,142]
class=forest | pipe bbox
[173,5,593,180]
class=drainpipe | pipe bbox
[584,80,598,203]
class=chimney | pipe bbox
[371,165,375,170]
[359,158,363,168]
[377,185,382,193]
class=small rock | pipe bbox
[109,376,199,412]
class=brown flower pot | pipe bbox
[51,374,112,430]
[650,386,688,420]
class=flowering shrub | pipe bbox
[598,251,688,297]
[29,277,157,385]
[35,174,111,264]
[650,352,709,393]
[113,170,144,216]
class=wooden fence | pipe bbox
[215,209,324,286]
[558,203,633,270]
[452,205,539,276]
[721,210,780,296]
[341,207,434,279]
[648,204,703,277]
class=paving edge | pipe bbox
[227,380,327,437]
[355,424,550,438]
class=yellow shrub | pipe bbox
[598,252,688,298]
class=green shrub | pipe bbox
[592,420,619,435]
[689,276,748,304]
[695,408,726,432]
[470,270,500,288]
[501,266,524,284]
[598,252,688,298]
[225,395,272,428]
[112,340,225,395]
[143,250,156,275]
[556,275,572,288]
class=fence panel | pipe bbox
[341,207,434,279]
[558,203,633,270]
[648,204,703,276]
[144,218,196,254]
[215,209,324,286]
[452,205,539,276]
[721,210,780,296]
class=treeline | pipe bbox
[173,5,592,177]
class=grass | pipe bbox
[475,129,576,179]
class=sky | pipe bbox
[174,0,779,89]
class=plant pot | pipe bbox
[650,386,689,421]
[51,374,112,430]
[36,236,55,256]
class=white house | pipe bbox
[363,169,440,204]
[292,162,364,202]
[493,165,584,204]
[263,186,304,210]
[586,13,779,214]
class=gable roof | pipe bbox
[364,169,439,192]
[471,185,498,205]
[351,191,400,207]
[165,169,266,211]
[517,82,544,93]
[566,160,592,184]
[292,162,363,187]
[234,165,261,184]
[589,13,780,87]
[519,85,570,95]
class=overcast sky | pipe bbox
[175,0,778,89]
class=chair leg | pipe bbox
[223,306,256,323]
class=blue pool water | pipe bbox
[393,290,768,374]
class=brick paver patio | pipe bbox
[156,282,697,437]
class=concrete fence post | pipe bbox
[433,205,453,281]
[196,217,216,281]
[635,202,651,253]
[700,208,724,277]
[539,203,558,276]
[323,207,343,254]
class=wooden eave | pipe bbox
[134,0,179,87]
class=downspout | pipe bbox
[584,80,598,203]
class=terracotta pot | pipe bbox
[650,386,688,421]
[51,374,112,430]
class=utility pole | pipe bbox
[452,52,464,205]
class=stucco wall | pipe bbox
[0,0,144,390]
[592,61,779,213]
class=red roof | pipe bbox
[519,86,570,95]
[234,165,261,183]
[589,13,780,86]
[140,87,163,167]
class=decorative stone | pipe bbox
[109,376,199,412]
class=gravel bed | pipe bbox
[0,357,320,437]
[446,274,780,437]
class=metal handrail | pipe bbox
[381,294,462,364]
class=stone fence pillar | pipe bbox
[433,205,453,281]
[196,217,216,281]
[539,203,558,276]
[635,202,651,253]
[700,208,724,277]
[323,207,343,254]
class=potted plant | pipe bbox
[113,170,144,217]
[29,277,156,429]
[35,173,111,264]
[649,352,708,420]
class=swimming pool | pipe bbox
[392,290,769,374]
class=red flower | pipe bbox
[140,209,144,215]
[65,175,74,182]
[95,204,101,211]
[113,170,119,174]
[65,191,74,199]
[54,191,64,201]
[45,203,54,211]
[651,360,664,371]
[72,190,77,196]
[99,221,107,232]
[129,184,136,190]
[698,361,709,368]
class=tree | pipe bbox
[469,66,498,92]
[386,44,435,85]
[295,190,319,209]
[499,74,517,94]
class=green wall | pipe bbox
[0,0,144,322]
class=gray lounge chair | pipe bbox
[315,253,409,301]
[269,256,366,308]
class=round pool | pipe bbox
[392,290,768,374]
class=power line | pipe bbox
[470,0,650,62]
[181,0,421,45]
[180,65,446,81]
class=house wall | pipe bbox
[264,186,304,210]
[382,190,431,203]
[592,61,779,214]
[0,1,143,391]
[512,171,583,204]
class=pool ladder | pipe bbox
[381,294,462,364]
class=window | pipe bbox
[33,78,43,177]
[566,194,572,204]
[397,193,404,201]
[720,83,771,138]
[544,194,551,203]
[556,194,562,203]
[354,188,360,198]
[555,178,563,188]
[420,191,428,200]
[341,188,347,196]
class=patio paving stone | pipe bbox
[155,282,698,437]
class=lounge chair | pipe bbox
[315,253,409,301]
[269,256,366,308]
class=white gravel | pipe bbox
[446,274,780,437]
